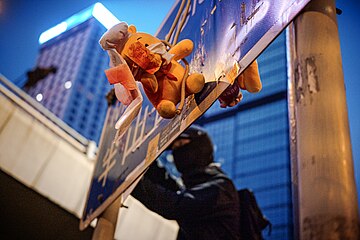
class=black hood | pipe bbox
[172,125,214,174]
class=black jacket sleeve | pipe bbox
[132,175,228,221]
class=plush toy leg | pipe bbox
[237,74,245,89]
[238,60,262,93]
[157,100,177,119]
[140,73,158,93]
[185,73,205,94]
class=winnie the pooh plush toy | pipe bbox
[100,22,205,119]
[100,22,262,118]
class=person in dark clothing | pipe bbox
[132,125,240,240]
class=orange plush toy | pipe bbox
[100,22,205,119]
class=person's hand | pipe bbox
[218,81,243,108]
[218,60,261,108]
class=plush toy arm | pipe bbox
[140,73,158,93]
[237,60,262,93]
[168,39,194,61]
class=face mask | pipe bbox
[172,134,214,173]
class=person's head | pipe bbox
[171,125,214,174]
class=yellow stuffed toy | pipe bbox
[100,22,262,116]
[100,22,205,119]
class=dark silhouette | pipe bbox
[132,125,240,240]
[24,66,57,89]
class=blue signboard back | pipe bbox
[80,0,310,230]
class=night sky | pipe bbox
[0,0,359,193]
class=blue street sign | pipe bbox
[80,0,310,230]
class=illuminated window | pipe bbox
[36,93,43,102]
[64,81,72,89]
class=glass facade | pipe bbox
[26,18,111,143]
[198,31,293,239]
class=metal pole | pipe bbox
[92,196,121,240]
[287,0,359,239]
[287,24,300,240]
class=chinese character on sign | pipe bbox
[98,141,118,187]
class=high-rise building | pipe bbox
[198,32,293,239]
[26,3,118,143]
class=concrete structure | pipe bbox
[0,75,178,239]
